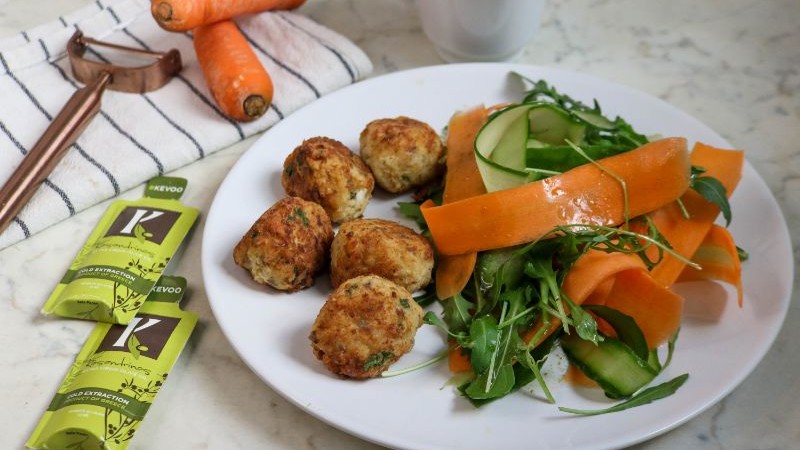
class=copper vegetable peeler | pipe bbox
[0,31,182,235]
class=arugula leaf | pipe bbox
[423,311,449,332]
[584,305,647,359]
[469,315,499,374]
[691,175,732,226]
[465,334,561,407]
[443,293,475,334]
[525,143,631,173]
[737,246,749,262]
[465,363,515,400]
[463,327,519,401]
[462,290,529,402]
[562,296,602,345]
[397,201,427,230]
[558,373,689,415]
[413,284,437,308]
[396,178,444,233]
[476,247,525,313]
[515,74,649,152]
[662,328,680,370]
[524,256,578,334]
[424,311,470,346]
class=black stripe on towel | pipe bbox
[20,30,30,43]
[39,39,50,59]
[141,93,206,158]
[44,170,75,214]
[276,13,356,82]
[95,0,123,26]
[86,47,183,166]
[237,25,321,98]
[103,116,165,174]
[0,53,53,120]
[0,55,77,215]
[0,120,27,152]
[105,6,122,24]
[13,217,31,238]
[74,145,120,195]
[121,29,246,140]
[270,101,284,120]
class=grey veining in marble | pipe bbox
[1,0,798,449]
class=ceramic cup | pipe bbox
[416,0,545,63]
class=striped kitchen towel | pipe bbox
[0,0,372,250]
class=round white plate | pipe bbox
[201,64,793,450]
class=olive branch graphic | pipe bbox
[102,373,167,446]
[107,257,169,318]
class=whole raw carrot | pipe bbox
[152,0,306,31]
[193,20,273,122]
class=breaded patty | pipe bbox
[359,116,444,193]
[233,196,333,292]
[330,218,433,292]
[309,275,425,378]
[282,136,374,223]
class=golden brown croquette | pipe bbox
[359,116,444,193]
[282,136,374,223]
[309,275,425,378]
[330,218,434,293]
[233,196,333,292]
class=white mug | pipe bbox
[416,0,545,62]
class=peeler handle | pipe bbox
[0,71,112,236]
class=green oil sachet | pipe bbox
[43,176,198,324]
[27,275,197,450]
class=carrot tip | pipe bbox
[244,95,269,120]
[153,2,173,23]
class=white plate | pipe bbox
[201,64,793,450]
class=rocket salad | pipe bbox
[400,75,744,414]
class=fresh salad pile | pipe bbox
[400,74,744,415]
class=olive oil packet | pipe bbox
[27,275,197,450]
[43,176,198,324]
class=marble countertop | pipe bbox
[2,0,798,449]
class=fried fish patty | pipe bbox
[233,196,333,292]
[330,218,434,292]
[309,275,425,378]
[282,136,374,223]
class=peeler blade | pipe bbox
[67,30,182,93]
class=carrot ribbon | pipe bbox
[678,224,744,306]
[646,143,745,287]
[422,137,692,256]
[435,106,489,300]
